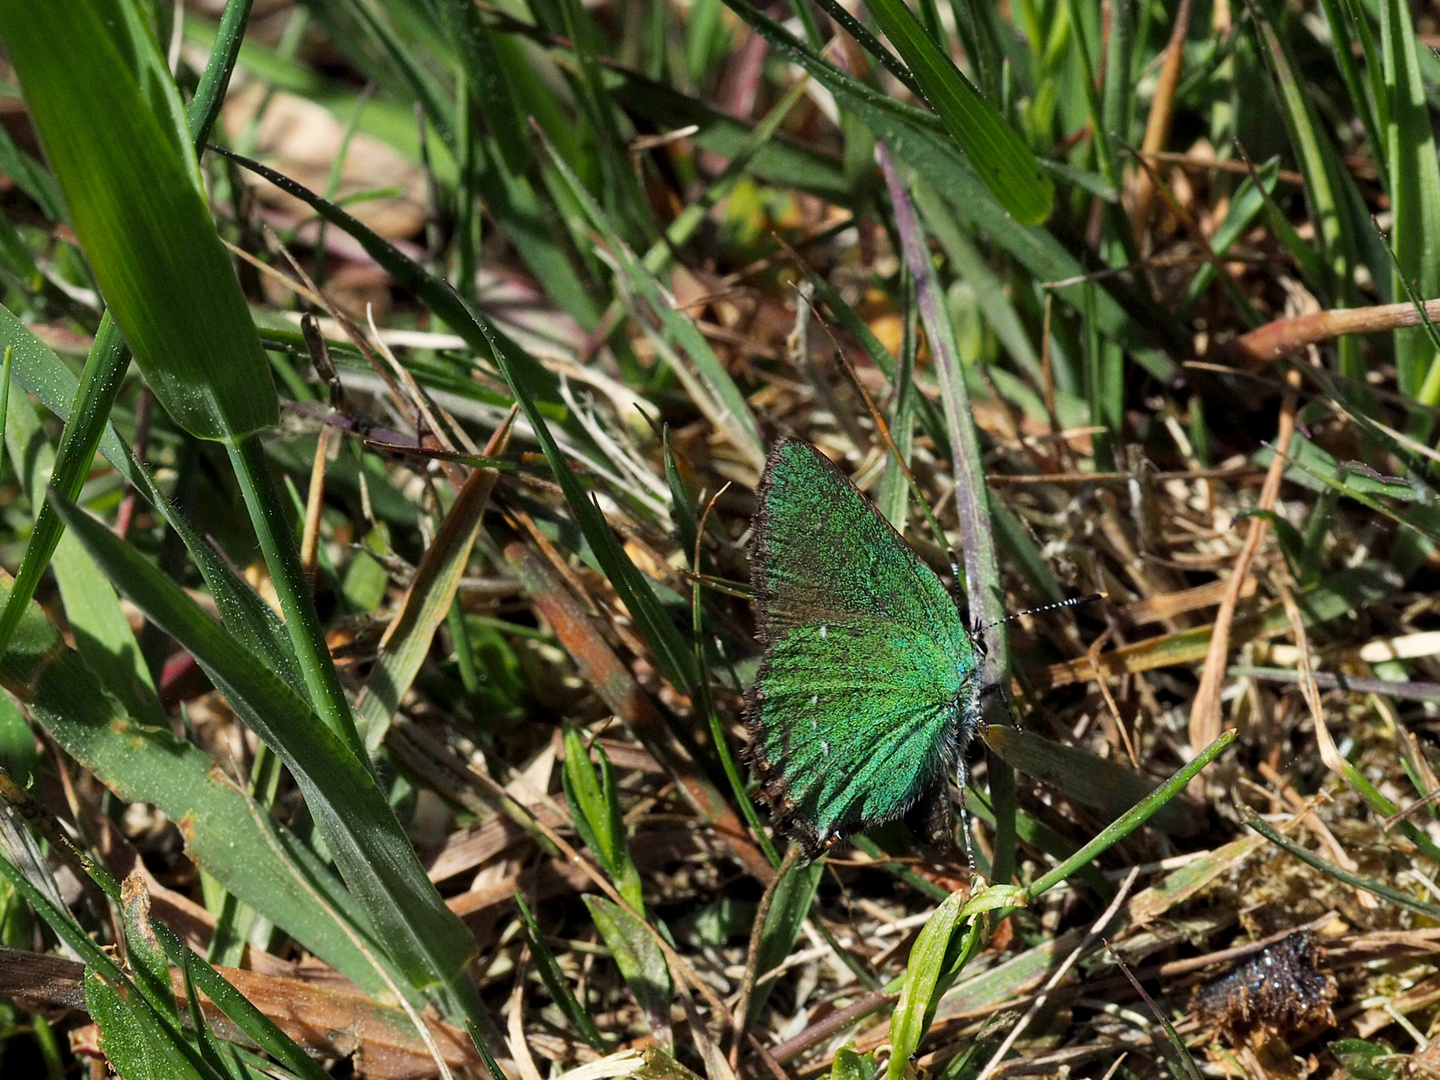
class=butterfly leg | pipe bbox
[979,680,1026,732]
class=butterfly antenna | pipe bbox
[976,592,1106,634]
[956,759,975,870]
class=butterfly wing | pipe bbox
[749,438,971,646]
[746,438,979,857]
[746,620,975,858]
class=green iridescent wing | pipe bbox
[749,439,967,641]
[745,438,978,859]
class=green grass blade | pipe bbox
[437,0,529,174]
[864,0,1053,224]
[227,434,361,756]
[515,893,608,1051]
[187,0,254,146]
[556,0,656,246]
[0,0,275,671]
[3,392,165,730]
[0,318,135,666]
[583,895,674,1043]
[0,308,304,698]
[119,881,181,1030]
[1242,807,1440,920]
[84,967,219,1080]
[1317,0,1385,186]
[747,857,824,1019]
[1016,730,1237,902]
[562,726,645,912]
[1254,14,1361,301]
[0,0,359,759]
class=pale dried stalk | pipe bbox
[1187,370,1299,764]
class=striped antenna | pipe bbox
[976,592,1105,634]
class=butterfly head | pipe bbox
[968,617,989,660]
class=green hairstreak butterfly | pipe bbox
[744,437,983,861]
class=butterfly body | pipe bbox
[744,437,982,861]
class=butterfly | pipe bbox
[744,437,984,861]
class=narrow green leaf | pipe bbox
[1254,14,1361,299]
[187,0,254,147]
[1015,730,1237,902]
[516,894,607,1050]
[1243,806,1440,920]
[747,857,823,1018]
[85,968,216,1080]
[887,889,969,1080]
[119,879,181,1031]
[562,727,645,912]
[584,895,673,1043]
[437,0,529,173]
[1378,0,1440,399]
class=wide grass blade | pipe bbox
[3,392,165,728]
[48,496,483,1022]
[0,308,304,698]
[0,573,391,996]
[886,884,1022,1080]
[583,895,674,1043]
[563,727,646,913]
[0,0,277,442]
[746,857,824,1019]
